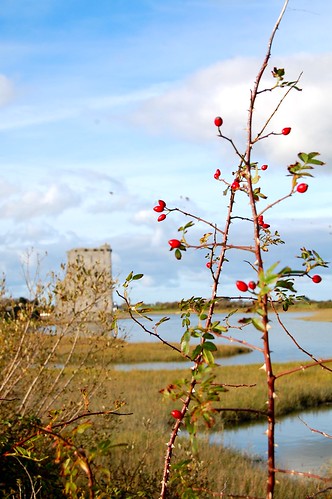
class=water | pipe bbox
[116,312,332,368]
[117,312,332,474]
[212,406,332,475]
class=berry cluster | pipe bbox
[257,214,270,230]
[236,280,257,292]
[153,199,167,222]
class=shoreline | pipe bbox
[117,306,332,322]
[298,308,332,322]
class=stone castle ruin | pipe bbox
[57,244,113,318]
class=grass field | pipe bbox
[301,308,332,322]
[81,359,332,497]
[4,308,332,498]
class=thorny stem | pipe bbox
[161,166,244,499]
[160,378,196,498]
[160,171,238,499]
[245,1,290,496]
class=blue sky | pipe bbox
[0,0,331,303]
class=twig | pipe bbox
[299,416,332,440]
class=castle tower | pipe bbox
[58,244,113,317]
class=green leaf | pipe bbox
[203,332,214,340]
[251,317,265,332]
[191,344,202,359]
[275,279,296,292]
[175,248,182,260]
[211,324,228,333]
[203,341,217,352]
[199,313,208,320]
[298,152,308,163]
[181,330,191,355]
[155,316,170,327]
[251,163,260,185]
[125,271,133,282]
[202,348,215,365]
[132,273,144,280]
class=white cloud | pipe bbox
[133,53,332,168]
[0,74,15,107]
[0,183,81,221]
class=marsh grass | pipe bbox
[45,337,251,365]
[300,308,332,322]
[5,339,331,497]
[88,361,330,496]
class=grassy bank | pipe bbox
[300,308,332,322]
[83,361,332,496]
[48,337,251,365]
[108,362,332,431]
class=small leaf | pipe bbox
[191,344,203,359]
[203,341,217,352]
[203,332,214,340]
[175,249,182,260]
[202,348,215,365]
[251,318,265,332]
[132,273,144,280]
[125,271,133,282]
[181,330,191,355]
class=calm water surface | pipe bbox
[117,312,332,368]
[117,313,332,473]
[213,406,332,475]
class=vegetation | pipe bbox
[0,2,331,498]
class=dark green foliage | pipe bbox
[0,415,63,498]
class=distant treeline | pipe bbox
[0,297,41,320]
[121,298,332,312]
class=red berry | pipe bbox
[257,215,264,225]
[214,116,223,127]
[261,164,268,171]
[248,281,256,290]
[281,127,291,135]
[231,180,240,190]
[262,223,270,229]
[158,199,166,209]
[236,281,248,292]
[153,205,164,212]
[206,262,211,269]
[171,410,182,420]
[312,274,322,284]
[168,239,181,249]
[157,214,166,222]
[296,183,308,194]
[214,168,221,179]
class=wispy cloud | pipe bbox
[0,183,81,220]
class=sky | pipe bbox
[0,0,331,304]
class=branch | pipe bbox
[299,416,332,440]
[270,303,332,376]
[274,467,332,483]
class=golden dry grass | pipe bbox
[300,308,332,322]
